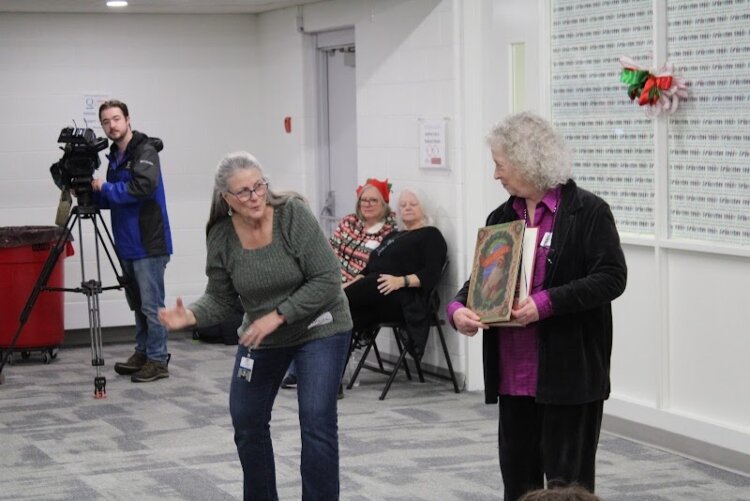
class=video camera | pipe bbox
[50,127,108,207]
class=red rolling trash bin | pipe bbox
[0,226,74,364]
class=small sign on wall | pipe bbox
[83,94,110,131]
[418,118,448,169]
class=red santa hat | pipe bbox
[356,178,391,203]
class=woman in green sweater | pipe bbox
[159,152,352,501]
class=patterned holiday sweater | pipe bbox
[329,212,396,282]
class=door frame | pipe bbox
[315,28,355,235]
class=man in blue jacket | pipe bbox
[93,99,173,382]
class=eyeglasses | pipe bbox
[359,197,382,207]
[227,182,269,202]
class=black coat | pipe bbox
[453,180,627,405]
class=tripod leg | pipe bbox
[94,376,107,398]
[93,211,140,311]
[0,213,78,376]
[85,279,106,399]
[84,207,130,397]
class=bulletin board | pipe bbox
[550,0,750,247]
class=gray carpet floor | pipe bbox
[1,338,748,500]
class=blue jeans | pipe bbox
[122,255,170,362]
[286,360,297,377]
[229,331,351,501]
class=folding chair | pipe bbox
[346,262,461,400]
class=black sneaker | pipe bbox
[338,383,344,400]
[131,360,169,383]
[114,351,147,375]
[281,374,297,389]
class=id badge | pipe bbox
[237,355,254,382]
[540,231,553,248]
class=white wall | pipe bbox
[607,245,750,464]
[0,13,261,328]
[254,8,317,199]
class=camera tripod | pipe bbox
[0,203,135,398]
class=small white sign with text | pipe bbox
[418,118,448,169]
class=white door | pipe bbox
[316,29,357,236]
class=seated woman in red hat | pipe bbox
[330,178,397,284]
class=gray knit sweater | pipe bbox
[189,197,352,348]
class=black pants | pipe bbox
[345,273,405,330]
[497,395,603,501]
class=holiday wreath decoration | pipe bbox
[619,56,688,117]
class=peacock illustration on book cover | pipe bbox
[467,220,525,325]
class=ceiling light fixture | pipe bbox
[106,1,128,7]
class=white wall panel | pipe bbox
[610,245,660,407]
[668,251,750,429]
[0,13,261,329]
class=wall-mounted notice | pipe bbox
[83,94,110,131]
[667,1,750,246]
[419,118,448,169]
[550,0,655,235]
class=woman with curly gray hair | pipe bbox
[448,112,627,500]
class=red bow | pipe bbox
[638,75,673,106]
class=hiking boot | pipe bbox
[131,359,169,383]
[114,351,147,375]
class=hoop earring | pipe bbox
[228,207,233,216]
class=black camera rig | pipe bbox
[50,127,108,207]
